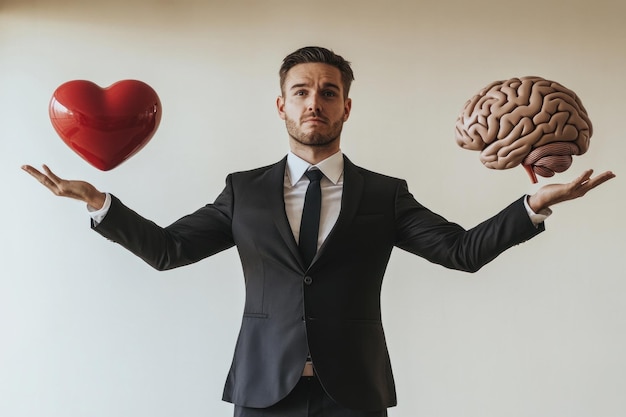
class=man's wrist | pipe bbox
[527,193,541,213]
[86,191,106,210]
[88,193,111,224]
[524,195,552,225]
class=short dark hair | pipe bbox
[279,46,355,98]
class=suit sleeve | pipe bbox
[394,180,544,273]
[92,175,236,270]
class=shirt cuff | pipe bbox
[524,194,552,226]
[87,192,111,224]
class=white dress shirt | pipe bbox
[284,150,344,251]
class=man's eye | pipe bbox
[323,91,337,97]
[295,90,306,96]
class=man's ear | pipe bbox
[343,98,352,121]
[276,96,286,120]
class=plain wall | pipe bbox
[1,0,624,416]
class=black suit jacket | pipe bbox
[93,155,544,411]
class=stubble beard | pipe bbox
[285,117,343,148]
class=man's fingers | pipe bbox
[22,165,47,183]
[42,164,62,185]
[574,169,593,186]
[23,164,100,204]
[22,164,60,193]
[21,164,39,176]
[572,170,616,198]
[586,171,616,190]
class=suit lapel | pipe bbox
[262,157,303,265]
[313,156,364,264]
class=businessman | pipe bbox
[23,46,615,417]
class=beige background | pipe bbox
[1,0,624,416]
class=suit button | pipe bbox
[303,276,313,285]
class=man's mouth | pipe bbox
[303,117,327,124]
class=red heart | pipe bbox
[49,80,162,171]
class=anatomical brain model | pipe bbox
[455,76,592,183]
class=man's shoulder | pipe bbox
[229,157,287,178]
[223,157,287,192]
[345,156,405,184]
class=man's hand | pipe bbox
[22,164,106,210]
[528,169,616,213]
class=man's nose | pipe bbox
[307,93,322,112]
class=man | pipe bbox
[23,46,615,417]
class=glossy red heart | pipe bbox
[49,80,162,171]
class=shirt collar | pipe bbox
[286,150,344,186]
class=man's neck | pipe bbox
[289,143,341,165]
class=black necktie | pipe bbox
[299,169,323,266]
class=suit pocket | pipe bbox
[353,213,385,225]
[243,312,268,319]
[343,318,382,325]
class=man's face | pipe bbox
[277,63,352,149]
